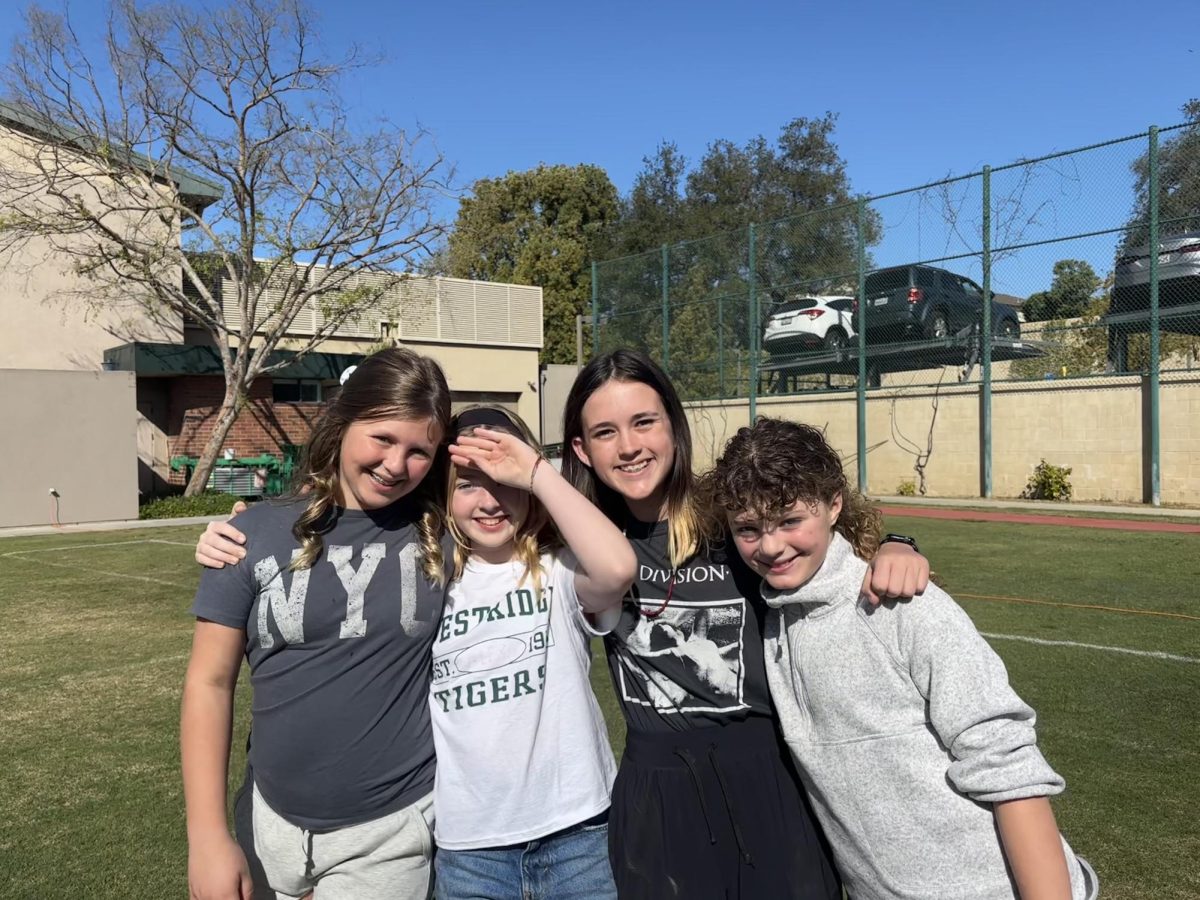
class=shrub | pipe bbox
[1020,460,1073,502]
[139,491,245,520]
[896,479,917,497]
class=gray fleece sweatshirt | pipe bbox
[761,533,1097,900]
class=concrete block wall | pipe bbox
[686,374,1200,506]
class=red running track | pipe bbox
[879,505,1200,534]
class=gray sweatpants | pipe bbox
[234,782,435,900]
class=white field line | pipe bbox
[1,540,192,589]
[5,556,191,589]
[0,538,194,558]
[982,632,1198,664]
[3,544,1196,663]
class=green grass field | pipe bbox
[0,517,1196,898]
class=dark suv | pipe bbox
[862,264,1020,341]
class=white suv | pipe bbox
[763,295,857,355]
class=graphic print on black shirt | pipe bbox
[618,596,747,714]
[607,518,774,732]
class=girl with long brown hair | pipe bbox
[560,349,930,899]
[181,348,450,900]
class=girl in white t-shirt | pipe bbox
[430,405,635,900]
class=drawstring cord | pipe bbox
[708,745,753,866]
[674,748,718,845]
[303,829,316,881]
[673,745,755,867]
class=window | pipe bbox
[771,298,818,316]
[958,277,983,297]
[827,299,854,312]
[381,320,397,338]
[865,269,908,294]
[273,380,322,402]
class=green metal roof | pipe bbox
[103,342,362,380]
[0,101,223,206]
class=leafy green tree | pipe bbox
[614,142,690,255]
[603,116,872,383]
[1022,260,1102,322]
[445,164,619,364]
[615,116,874,300]
[1125,99,1200,248]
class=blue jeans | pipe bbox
[434,812,616,900]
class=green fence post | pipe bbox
[981,165,993,499]
[855,198,867,493]
[748,223,758,424]
[590,261,599,356]
[661,244,670,370]
[718,295,725,399]
[1148,126,1161,507]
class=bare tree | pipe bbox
[888,372,946,497]
[0,0,449,494]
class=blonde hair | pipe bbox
[289,347,451,579]
[703,417,882,559]
[437,407,559,593]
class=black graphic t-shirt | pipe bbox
[605,518,774,733]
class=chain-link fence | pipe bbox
[592,122,1200,505]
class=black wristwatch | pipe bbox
[881,533,920,554]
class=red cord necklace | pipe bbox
[641,569,676,619]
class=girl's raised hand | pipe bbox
[448,427,542,492]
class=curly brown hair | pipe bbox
[703,417,882,559]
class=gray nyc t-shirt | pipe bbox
[191,498,444,830]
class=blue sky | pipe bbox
[3,0,1197,295]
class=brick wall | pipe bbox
[166,375,324,484]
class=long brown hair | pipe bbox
[703,417,882,559]
[440,406,558,591]
[289,347,451,579]
[561,349,709,569]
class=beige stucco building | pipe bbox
[0,107,545,526]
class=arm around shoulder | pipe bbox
[195,501,250,568]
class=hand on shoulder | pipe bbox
[195,501,250,568]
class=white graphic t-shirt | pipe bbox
[429,550,618,850]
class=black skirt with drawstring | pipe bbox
[608,715,841,899]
